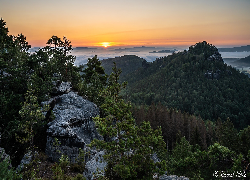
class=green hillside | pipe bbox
[116,41,250,130]
[101,55,144,82]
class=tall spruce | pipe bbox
[78,55,107,106]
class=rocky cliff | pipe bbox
[45,91,102,163]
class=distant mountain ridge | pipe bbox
[101,41,250,130]
[218,45,250,52]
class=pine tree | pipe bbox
[79,55,107,106]
[89,62,167,179]
[16,77,48,158]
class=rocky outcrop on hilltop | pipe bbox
[204,69,221,80]
[42,82,189,180]
[207,52,223,62]
[44,90,102,163]
[43,83,107,179]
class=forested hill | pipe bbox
[101,55,144,82]
[115,41,250,130]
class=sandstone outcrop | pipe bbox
[45,91,102,163]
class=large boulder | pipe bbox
[51,80,72,95]
[45,91,103,163]
[17,151,38,171]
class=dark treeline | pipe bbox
[133,104,207,151]
[132,103,249,155]
[120,41,250,130]
[132,103,250,179]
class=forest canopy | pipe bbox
[117,41,250,130]
[0,18,250,179]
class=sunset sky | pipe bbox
[0,0,249,47]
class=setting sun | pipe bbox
[1,0,249,47]
[101,42,111,48]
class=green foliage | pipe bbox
[21,163,39,180]
[52,154,71,180]
[0,19,32,159]
[0,156,22,180]
[207,142,235,169]
[121,41,250,130]
[52,163,65,180]
[90,63,167,179]
[53,137,62,154]
[0,18,81,166]
[238,125,250,156]
[29,35,80,96]
[52,141,86,177]
[215,118,240,153]
[71,174,86,180]
[76,148,85,164]
[59,154,70,171]
[52,157,86,180]
[16,83,48,155]
[188,41,219,59]
[101,55,144,82]
[167,137,248,179]
[1,18,249,179]
[78,55,107,106]
[19,152,45,180]
[72,148,85,173]
[167,137,205,179]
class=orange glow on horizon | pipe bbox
[2,1,249,48]
[25,37,250,48]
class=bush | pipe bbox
[0,157,22,180]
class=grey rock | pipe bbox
[0,70,12,77]
[159,174,189,180]
[83,148,107,180]
[45,91,102,163]
[151,152,161,163]
[17,151,38,171]
[207,52,223,62]
[51,81,72,95]
[204,70,220,80]
[58,81,72,93]
[0,147,12,168]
